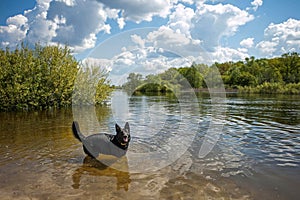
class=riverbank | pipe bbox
[238,82,300,95]
[191,82,300,95]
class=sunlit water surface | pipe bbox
[0,91,299,199]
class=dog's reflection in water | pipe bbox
[72,155,131,191]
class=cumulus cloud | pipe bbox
[131,34,145,48]
[143,3,254,62]
[2,0,285,66]
[0,0,174,51]
[55,0,75,6]
[6,14,28,26]
[46,0,112,50]
[190,3,254,51]
[0,0,256,59]
[96,0,171,23]
[90,1,256,81]
[250,0,263,11]
[256,41,278,56]
[106,47,192,85]
[184,0,195,4]
[168,3,195,37]
[145,25,205,60]
[0,14,28,47]
[0,0,119,51]
[79,1,261,84]
[117,17,126,29]
[240,37,254,48]
[211,46,249,63]
[256,18,300,57]
[147,26,190,47]
[7,0,55,46]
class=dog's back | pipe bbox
[83,134,127,158]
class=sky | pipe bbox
[0,0,300,84]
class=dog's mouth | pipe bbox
[123,135,129,143]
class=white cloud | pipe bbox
[143,3,255,63]
[46,0,112,50]
[168,3,195,37]
[6,14,28,26]
[256,18,300,57]
[98,2,256,76]
[180,0,194,4]
[0,14,28,47]
[35,0,52,10]
[117,17,126,29]
[1,0,282,65]
[0,0,118,51]
[211,46,249,63]
[256,41,277,56]
[131,34,145,48]
[190,3,254,51]
[104,8,119,19]
[250,0,263,11]
[26,17,58,46]
[147,26,190,47]
[113,51,136,66]
[240,37,254,48]
[90,45,193,85]
[96,0,171,23]
[145,26,206,60]
[56,0,75,6]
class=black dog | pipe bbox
[72,121,131,158]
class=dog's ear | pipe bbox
[124,122,130,133]
[115,124,121,133]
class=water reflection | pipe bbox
[72,156,131,191]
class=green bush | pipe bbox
[238,82,300,94]
[72,63,112,105]
[134,83,172,93]
[0,44,111,111]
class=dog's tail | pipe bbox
[72,121,85,142]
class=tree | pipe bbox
[122,73,143,92]
[280,52,300,83]
[177,65,203,88]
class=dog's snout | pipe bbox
[123,135,128,142]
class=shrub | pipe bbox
[238,82,300,94]
[72,63,112,105]
[0,44,111,111]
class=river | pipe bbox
[0,91,299,199]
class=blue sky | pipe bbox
[0,0,299,84]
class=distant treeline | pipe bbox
[123,52,300,95]
[0,44,111,111]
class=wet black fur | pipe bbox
[72,121,131,158]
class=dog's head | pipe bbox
[115,122,131,146]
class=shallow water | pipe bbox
[0,91,299,199]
